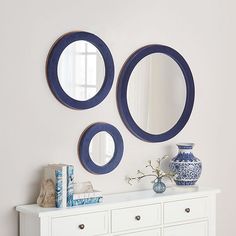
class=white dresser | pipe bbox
[16,187,219,236]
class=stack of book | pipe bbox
[73,190,103,206]
[44,164,102,208]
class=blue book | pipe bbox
[67,165,74,207]
[55,169,63,208]
[53,165,67,208]
[72,196,103,206]
[44,164,67,208]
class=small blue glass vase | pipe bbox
[153,177,166,193]
[170,143,202,185]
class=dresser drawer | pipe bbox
[164,221,208,236]
[112,204,161,233]
[164,197,208,224]
[115,228,161,236]
[51,211,108,236]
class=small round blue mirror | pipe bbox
[79,123,124,174]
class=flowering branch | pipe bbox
[127,156,175,185]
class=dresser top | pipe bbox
[16,186,220,217]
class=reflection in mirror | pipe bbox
[127,53,186,134]
[57,40,105,101]
[89,131,115,166]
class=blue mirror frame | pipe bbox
[47,31,114,109]
[79,123,124,174]
[117,44,195,142]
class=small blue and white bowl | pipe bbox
[169,143,202,185]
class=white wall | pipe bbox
[0,0,235,235]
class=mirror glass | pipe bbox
[127,53,186,134]
[57,40,105,101]
[89,131,115,166]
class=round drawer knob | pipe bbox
[78,224,85,230]
[135,215,141,221]
[185,208,190,213]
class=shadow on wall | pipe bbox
[161,143,177,172]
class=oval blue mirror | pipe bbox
[79,123,124,174]
[117,44,195,142]
[47,31,114,109]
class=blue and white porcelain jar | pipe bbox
[170,143,202,185]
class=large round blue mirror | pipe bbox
[117,45,195,142]
[47,31,114,109]
[79,123,124,174]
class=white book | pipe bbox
[73,190,103,200]
[44,164,67,208]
